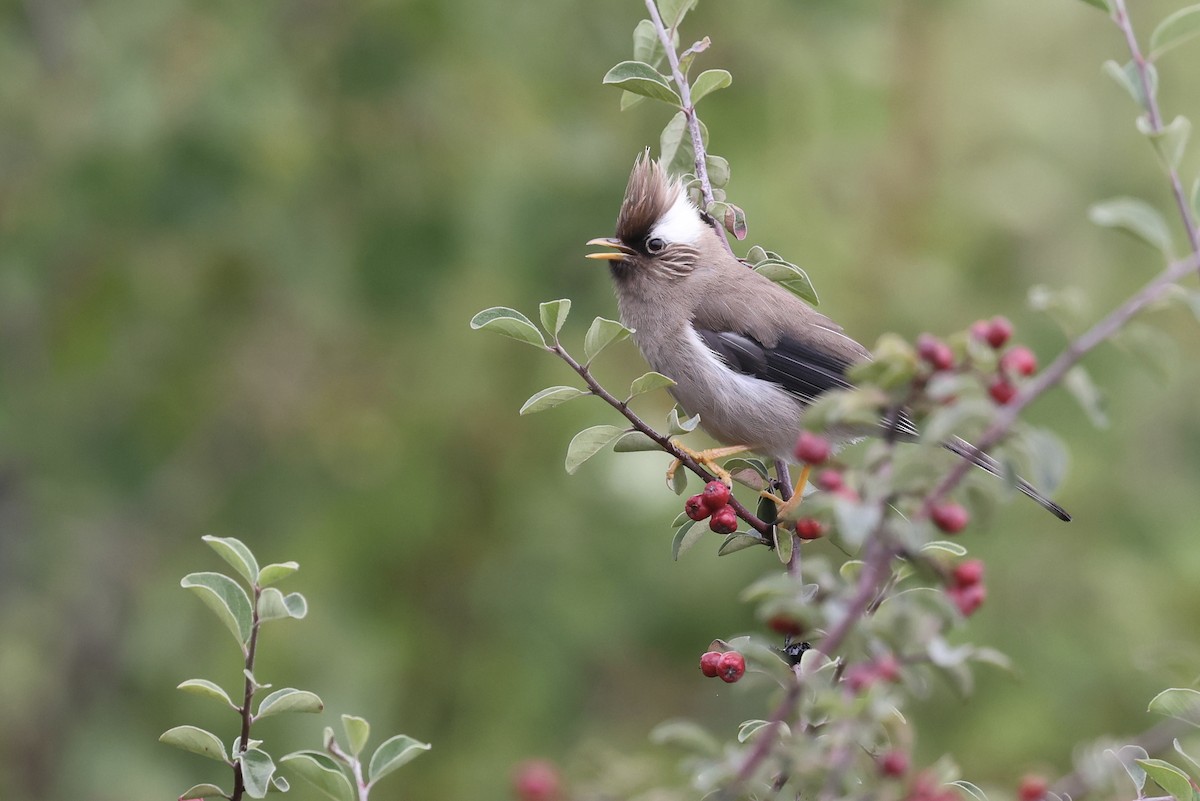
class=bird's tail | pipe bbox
[943,437,1071,522]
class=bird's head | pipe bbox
[586,154,714,284]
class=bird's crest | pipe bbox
[616,153,683,244]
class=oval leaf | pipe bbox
[921,540,968,557]
[1149,688,1200,727]
[240,748,276,799]
[342,714,371,757]
[178,783,228,799]
[738,719,787,743]
[602,60,681,105]
[659,110,688,167]
[718,533,762,556]
[629,371,676,398]
[520,386,588,415]
[612,431,661,452]
[160,725,229,763]
[584,316,633,363]
[256,688,324,720]
[177,679,235,708]
[706,155,730,188]
[181,572,252,646]
[258,561,299,587]
[201,536,259,585]
[469,307,546,348]
[658,0,697,28]
[1088,197,1173,255]
[281,752,354,801]
[1151,5,1200,59]
[538,299,571,341]
[258,588,308,622]
[368,735,432,785]
[754,260,819,305]
[565,425,626,474]
[649,719,720,756]
[671,520,704,561]
[691,69,732,104]
[1136,758,1194,801]
[1136,114,1191,171]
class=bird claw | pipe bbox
[665,442,750,487]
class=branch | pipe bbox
[921,251,1200,515]
[551,344,774,539]
[644,0,738,258]
[1110,0,1200,261]
[231,586,263,801]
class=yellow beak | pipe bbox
[585,237,633,262]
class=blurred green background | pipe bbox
[4,0,1200,798]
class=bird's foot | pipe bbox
[758,464,812,522]
[666,442,751,487]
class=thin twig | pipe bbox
[921,251,1200,516]
[328,741,371,801]
[231,586,262,801]
[644,0,738,258]
[1110,0,1200,261]
[551,344,774,538]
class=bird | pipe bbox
[585,154,1070,522]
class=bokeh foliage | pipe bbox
[3,0,1200,799]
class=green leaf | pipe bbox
[753,260,819,305]
[520,386,588,415]
[773,525,793,565]
[181,572,252,646]
[649,719,720,755]
[705,155,730,188]
[178,783,228,799]
[1109,745,1150,794]
[1137,114,1192,171]
[538,299,571,342]
[670,464,688,495]
[921,540,967,557]
[583,316,634,363]
[1151,5,1200,59]
[691,69,731,104]
[726,458,770,491]
[1149,688,1200,726]
[612,431,661,452]
[711,201,747,240]
[737,719,787,743]
[629,371,676,398]
[718,533,762,556]
[666,405,700,434]
[659,111,688,167]
[671,520,704,560]
[950,780,990,801]
[1064,365,1109,428]
[1136,758,1194,801]
[1102,59,1158,108]
[632,18,673,66]
[272,776,290,793]
[257,561,299,587]
[565,425,627,474]
[201,536,259,586]
[160,725,230,763]
[1088,197,1173,255]
[677,35,709,76]
[469,307,546,348]
[280,752,353,801]
[177,679,235,708]
[658,0,697,28]
[256,688,323,719]
[368,735,432,785]
[620,90,647,111]
[1174,739,1200,777]
[602,61,680,106]
[240,748,276,799]
[258,588,308,622]
[342,714,371,757]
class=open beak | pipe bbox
[585,237,633,262]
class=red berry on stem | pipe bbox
[717,651,746,683]
[794,431,831,465]
[952,558,985,588]
[816,469,844,491]
[702,480,731,509]
[512,760,561,801]
[931,502,969,534]
[1001,345,1037,377]
[879,749,910,778]
[684,494,711,521]
[986,316,1014,349]
[916,333,955,371]
[699,651,723,678]
[988,376,1018,405]
[949,582,987,616]
[709,505,738,534]
[795,518,824,540]
[1018,775,1048,801]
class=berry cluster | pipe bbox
[916,316,1040,407]
[699,649,746,683]
[685,480,738,533]
[947,557,986,617]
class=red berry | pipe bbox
[949,582,986,616]
[717,651,746,683]
[880,749,910,778]
[767,615,806,637]
[874,653,901,683]
[985,316,1014,349]
[794,431,831,465]
[931,502,969,534]
[699,650,723,678]
[1018,775,1049,801]
[709,505,738,534]
[969,319,990,341]
[988,376,1018,405]
[684,494,711,521]
[952,558,985,588]
[702,480,731,509]
[916,333,955,371]
[845,663,876,693]
[816,469,844,491]
[512,760,561,801]
[1001,345,1037,377]
[795,518,824,540]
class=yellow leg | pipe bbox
[666,442,753,486]
[758,464,812,521]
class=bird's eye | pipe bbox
[646,236,666,254]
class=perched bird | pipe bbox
[586,155,1070,522]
